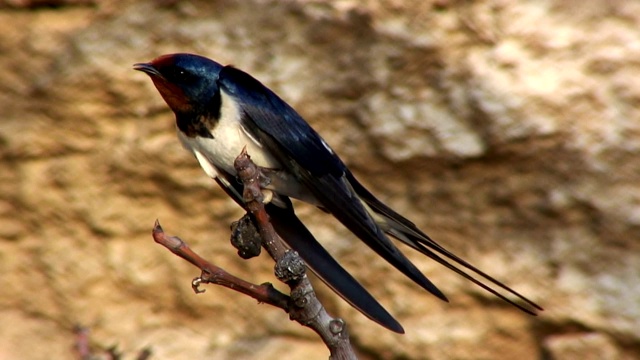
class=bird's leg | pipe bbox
[255,167,276,204]
[257,167,272,188]
[261,189,275,204]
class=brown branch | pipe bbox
[74,325,91,360]
[151,148,357,360]
[152,220,290,310]
[234,148,356,360]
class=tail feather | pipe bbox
[267,201,406,333]
[388,227,542,314]
[348,171,543,314]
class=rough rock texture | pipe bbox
[1,0,639,359]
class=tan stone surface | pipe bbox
[0,0,638,359]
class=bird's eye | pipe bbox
[165,66,193,82]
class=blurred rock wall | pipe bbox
[0,0,638,359]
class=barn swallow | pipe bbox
[134,53,542,333]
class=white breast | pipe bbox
[177,91,281,177]
[177,91,320,206]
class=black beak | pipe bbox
[133,63,161,77]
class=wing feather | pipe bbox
[217,65,541,314]
[219,66,447,301]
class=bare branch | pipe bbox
[234,149,357,360]
[150,148,358,359]
[152,220,290,310]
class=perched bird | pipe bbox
[134,53,542,333]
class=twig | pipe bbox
[152,221,290,310]
[74,326,91,360]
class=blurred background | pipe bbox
[0,0,639,359]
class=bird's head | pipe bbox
[134,53,223,115]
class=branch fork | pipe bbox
[152,148,357,359]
